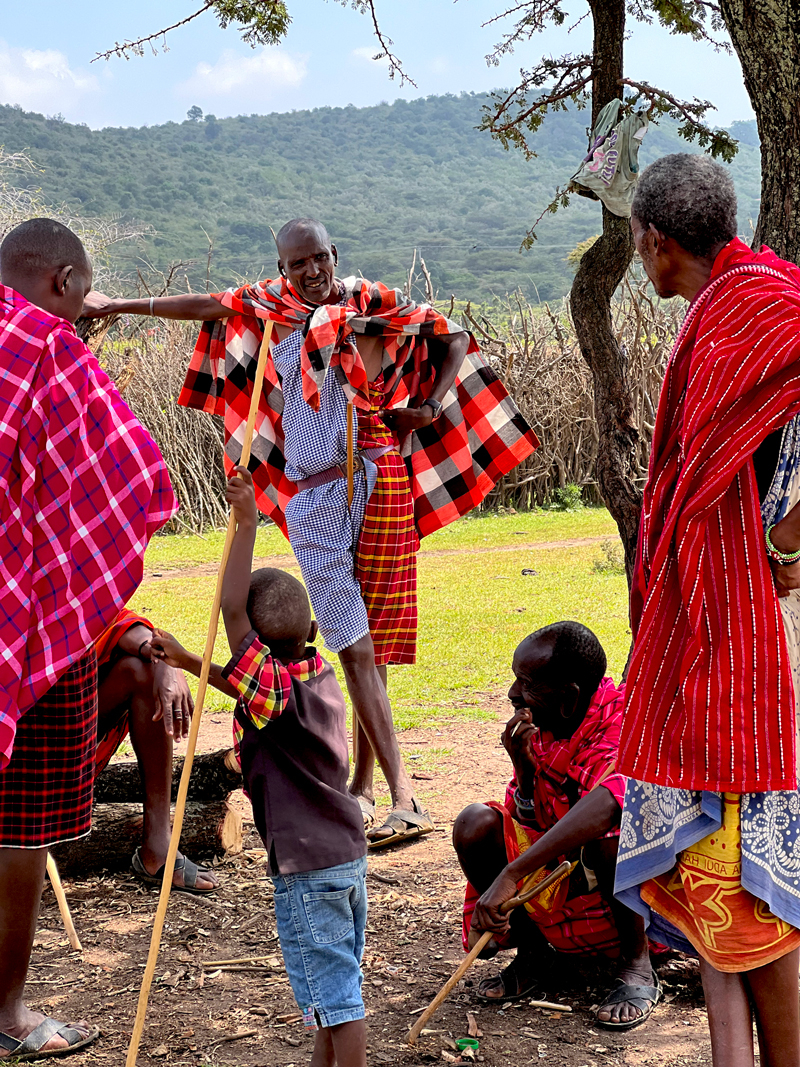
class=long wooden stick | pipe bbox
[407,860,571,1045]
[126,321,274,1067]
[346,400,354,508]
[46,853,82,952]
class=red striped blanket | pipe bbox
[620,238,800,792]
[179,276,538,537]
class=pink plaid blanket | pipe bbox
[0,285,177,768]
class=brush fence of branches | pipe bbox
[98,282,682,531]
[474,279,683,509]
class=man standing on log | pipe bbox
[84,218,538,847]
[0,219,177,1061]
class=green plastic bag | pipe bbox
[570,99,648,218]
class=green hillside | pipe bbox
[0,93,762,302]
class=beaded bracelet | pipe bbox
[513,787,536,814]
[765,524,800,566]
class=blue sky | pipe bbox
[0,0,754,130]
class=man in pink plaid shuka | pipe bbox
[0,219,176,1062]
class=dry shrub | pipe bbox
[469,274,683,509]
[99,319,228,532]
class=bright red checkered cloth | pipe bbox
[0,286,177,769]
[179,276,538,538]
[461,677,626,956]
[620,239,800,792]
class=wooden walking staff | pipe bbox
[126,320,275,1067]
[46,853,82,952]
[407,859,572,1045]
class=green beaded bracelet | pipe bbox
[765,524,800,565]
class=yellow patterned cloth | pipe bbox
[641,793,800,972]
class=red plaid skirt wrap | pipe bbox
[461,799,619,957]
[0,650,98,848]
[355,381,419,665]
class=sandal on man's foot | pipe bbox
[367,800,434,850]
[357,796,376,831]
[475,955,539,1003]
[0,1018,99,1061]
[595,971,661,1031]
[131,847,218,894]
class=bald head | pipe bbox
[0,218,93,324]
[275,217,339,305]
[247,567,314,659]
[1,218,90,282]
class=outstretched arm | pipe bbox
[150,629,239,699]
[81,291,234,321]
[220,466,259,655]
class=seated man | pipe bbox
[94,609,218,893]
[453,622,659,1030]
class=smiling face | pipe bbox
[277,225,338,305]
[508,633,576,736]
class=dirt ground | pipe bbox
[34,699,714,1067]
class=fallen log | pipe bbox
[51,799,242,875]
[93,747,242,803]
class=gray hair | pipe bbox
[632,153,737,258]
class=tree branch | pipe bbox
[620,77,738,159]
[334,0,417,86]
[93,3,215,61]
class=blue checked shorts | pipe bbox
[271,855,368,1029]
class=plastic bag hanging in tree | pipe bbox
[569,99,648,218]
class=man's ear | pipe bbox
[54,264,73,295]
[331,243,338,266]
[307,619,319,644]
[277,259,286,278]
[559,681,581,720]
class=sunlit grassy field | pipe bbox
[132,508,628,728]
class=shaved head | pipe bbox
[0,218,91,282]
[247,567,313,654]
[275,217,330,257]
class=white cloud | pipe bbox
[177,47,307,102]
[0,41,98,116]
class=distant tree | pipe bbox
[187,106,204,122]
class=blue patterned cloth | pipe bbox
[615,415,800,952]
[275,327,379,655]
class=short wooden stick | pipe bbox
[46,853,81,952]
[407,860,571,1045]
[125,321,274,1067]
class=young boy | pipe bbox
[151,467,368,1067]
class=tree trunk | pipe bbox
[93,747,242,804]
[51,799,243,875]
[570,0,641,581]
[718,1,800,262]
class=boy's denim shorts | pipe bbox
[271,854,368,1029]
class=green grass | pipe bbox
[131,516,629,729]
[143,507,618,572]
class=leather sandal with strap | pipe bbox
[595,971,662,1031]
[131,847,218,894]
[0,1018,99,1061]
[367,800,434,850]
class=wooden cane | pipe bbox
[46,853,82,952]
[407,859,572,1045]
[125,320,274,1067]
[346,400,355,508]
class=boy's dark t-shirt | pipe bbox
[222,630,366,875]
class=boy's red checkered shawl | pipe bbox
[0,286,177,769]
[619,239,800,794]
[179,276,538,537]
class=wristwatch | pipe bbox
[424,398,443,420]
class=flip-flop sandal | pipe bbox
[367,800,434,850]
[0,1018,99,1061]
[131,847,218,895]
[475,956,539,1003]
[357,796,376,830]
[595,971,662,1031]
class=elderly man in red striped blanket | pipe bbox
[614,153,800,1067]
[84,218,538,848]
[0,219,176,1061]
